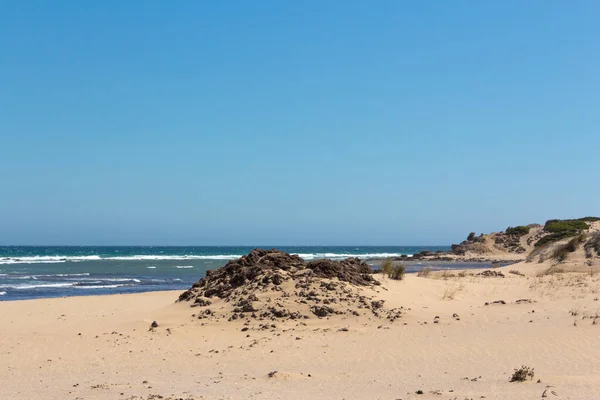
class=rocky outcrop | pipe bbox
[177,249,403,325]
[305,258,378,286]
[178,249,378,303]
[450,233,489,256]
[397,218,599,264]
[178,249,306,301]
[493,233,526,254]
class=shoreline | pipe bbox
[0,259,518,303]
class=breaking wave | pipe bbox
[0,252,410,265]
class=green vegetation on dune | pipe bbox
[534,218,596,248]
[579,216,600,222]
[544,219,589,232]
[505,226,530,236]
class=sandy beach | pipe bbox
[2,256,600,400]
[3,2,598,398]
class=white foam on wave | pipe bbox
[20,273,90,279]
[0,279,140,290]
[0,259,67,265]
[0,254,241,264]
[147,266,156,269]
[174,265,194,269]
[74,284,129,290]
[107,255,241,261]
[0,256,101,265]
[0,291,6,296]
[294,252,407,260]
[11,283,75,290]
[97,278,141,283]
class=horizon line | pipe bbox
[0,244,452,248]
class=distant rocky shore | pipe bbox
[377,217,600,265]
[387,252,521,264]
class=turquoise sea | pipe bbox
[0,246,458,301]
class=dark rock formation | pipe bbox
[179,249,379,302]
[178,249,402,325]
[493,234,526,254]
[477,270,505,278]
[178,249,305,301]
[306,258,379,286]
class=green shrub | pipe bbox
[389,264,406,280]
[505,226,530,236]
[535,219,590,247]
[544,219,588,232]
[578,216,600,222]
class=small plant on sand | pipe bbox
[441,270,456,279]
[510,365,535,382]
[389,264,406,280]
[417,266,432,277]
[509,270,525,277]
[381,259,394,278]
[569,308,579,317]
[441,283,464,300]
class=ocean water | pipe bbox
[0,246,451,301]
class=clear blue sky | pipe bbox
[1,1,599,246]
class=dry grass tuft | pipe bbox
[441,282,464,300]
[389,264,406,280]
[569,308,580,316]
[416,266,432,277]
[585,232,600,258]
[441,270,456,280]
[536,266,566,277]
[381,259,394,278]
[510,366,535,382]
[552,234,587,262]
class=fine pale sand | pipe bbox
[2,261,600,399]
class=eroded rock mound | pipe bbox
[450,233,489,256]
[306,257,378,286]
[177,249,403,325]
[178,249,305,301]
